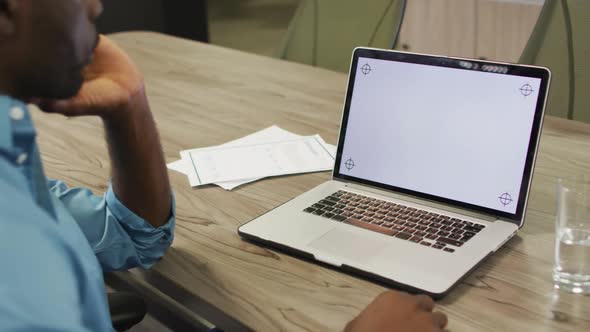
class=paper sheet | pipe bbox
[168,126,337,190]
[181,135,335,186]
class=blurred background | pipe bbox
[98,0,590,123]
[99,0,543,63]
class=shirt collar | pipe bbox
[0,95,14,151]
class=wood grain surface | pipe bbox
[32,32,590,331]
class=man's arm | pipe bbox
[104,88,171,227]
[41,36,171,227]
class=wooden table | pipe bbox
[33,32,590,331]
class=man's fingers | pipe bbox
[415,294,435,311]
[431,311,448,328]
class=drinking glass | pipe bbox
[554,176,590,294]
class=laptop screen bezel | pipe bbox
[333,48,551,225]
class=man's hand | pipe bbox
[345,291,448,332]
[38,35,144,120]
[37,34,171,228]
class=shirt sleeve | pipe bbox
[47,179,175,271]
[0,206,111,331]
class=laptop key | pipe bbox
[432,244,444,250]
[426,234,438,240]
[461,234,476,242]
[323,212,335,218]
[312,210,324,216]
[452,227,464,234]
[448,233,462,240]
[403,227,415,234]
[331,215,347,222]
[320,200,336,206]
[344,218,397,236]
[395,232,413,240]
[437,237,463,247]
[303,208,316,213]
[443,248,455,253]
[420,241,432,247]
[409,236,422,243]
[464,225,482,233]
[463,231,476,238]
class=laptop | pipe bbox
[239,48,551,298]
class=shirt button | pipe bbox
[16,153,28,165]
[9,106,25,121]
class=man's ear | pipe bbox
[0,0,20,39]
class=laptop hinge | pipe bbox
[341,181,499,223]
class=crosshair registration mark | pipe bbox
[520,83,534,97]
[345,158,356,171]
[499,192,513,206]
[361,63,372,75]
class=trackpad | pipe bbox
[308,228,387,265]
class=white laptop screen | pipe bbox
[336,52,549,219]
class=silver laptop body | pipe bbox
[239,48,551,298]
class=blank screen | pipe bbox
[339,57,542,214]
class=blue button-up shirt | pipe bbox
[0,95,175,331]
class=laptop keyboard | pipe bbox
[303,191,486,253]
